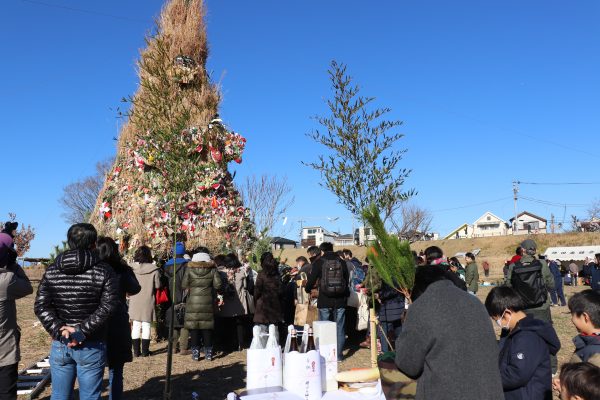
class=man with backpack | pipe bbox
[305,242,350,361]
[505,239,557,372]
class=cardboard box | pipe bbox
[313,321,338,391]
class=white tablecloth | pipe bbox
[238,380,386,400]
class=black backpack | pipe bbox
[320,257,347,297]
[510,259,547,308]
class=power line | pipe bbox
[519,195,588,208]
[432,197,512,213]
[21,0,148,23]
[516,181,600,186]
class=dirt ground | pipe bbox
[16,283,585,399]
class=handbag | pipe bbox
[155,287,170,305]
[294,273,318,326]
[174,303,186,326]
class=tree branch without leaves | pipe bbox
[238,174,294,236]
[389,203,433,243]
[59,159,113,224]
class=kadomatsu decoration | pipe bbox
[91,0,254,257]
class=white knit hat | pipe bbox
[191,252,211,262]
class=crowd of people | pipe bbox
[1,220,600,399]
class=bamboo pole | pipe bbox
[369,308,377,368]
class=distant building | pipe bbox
[509,211,547,235]
[472,212,510,238]
[356,226,377,246]
[271,237,298,250]
[301,226,337,247]
[444,223,474,240]
[334,234,354,247]
[578,218,600,232]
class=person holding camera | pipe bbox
[0,233,33,400]
[34,223,119,400]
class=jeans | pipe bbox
[0,363,17,400]
[549,281,567,306]
[50,340,106,400]
[108,363,124,400]
[319,307,346,361]
[379,321,402,353]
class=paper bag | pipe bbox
[356,293,369,331]
[246,346,283,389]
[294,303,318,326]
[294,275,318,326]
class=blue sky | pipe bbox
[2,0,599,257]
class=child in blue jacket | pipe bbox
[485,286,561,400]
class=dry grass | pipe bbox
[279,231,600,280]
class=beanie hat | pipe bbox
[0,233,13,251]
[191,252,211,262]
[0,233,14,266]
[520,239,537,251]
[172,242,186,257]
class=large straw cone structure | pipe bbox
[91,0,253,257]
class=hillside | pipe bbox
[279,231,600,279]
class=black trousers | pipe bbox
[190,329,213,348]
[0,363,17,400]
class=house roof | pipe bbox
[443,223,470,240]
[509,211,547,223]
[271,237,297,245]
[474,211,506,225]
[335,234,354,240]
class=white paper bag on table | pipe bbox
[284,350,322,400]
[246,346,283,389]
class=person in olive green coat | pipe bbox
[464,253,479,294]
[182,249,222,361]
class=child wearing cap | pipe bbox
[485,286,560,400]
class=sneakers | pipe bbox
[191,347,200,361]
[205,347,213,361]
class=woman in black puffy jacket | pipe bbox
[97,237,141,400]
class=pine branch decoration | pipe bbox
[362,204,415,300]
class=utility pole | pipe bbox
[298,219,306,247]
[512,181,519,235]
[550,213,555,234]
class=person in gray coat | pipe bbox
[129,246,161,357]
[395,266,503,400]
[0,233,33,400]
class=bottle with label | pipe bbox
[289,329,299,353]
[305,328,316,352]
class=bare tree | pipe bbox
[389,203,433,243]
[588,199,600,220]
[238,174,295,237]
[59,159,113,224]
